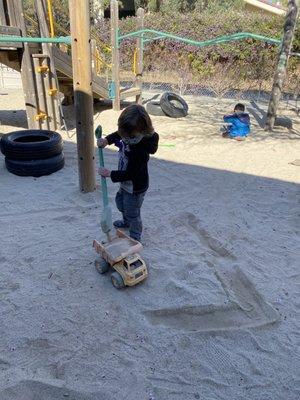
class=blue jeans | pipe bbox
[115,189,146,241]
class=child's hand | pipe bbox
[97,138,108,148]
[98,167,111,177]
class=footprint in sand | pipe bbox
[0,281,20,295]
[52,214,78,223]
[24,257,34,264]
[25,338,51,349]
[47,361,66,379]
[0,358,10,372]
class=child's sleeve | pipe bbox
[223,114,235,123]
[147,132,159,154]
[106,131,121,146]
[244,114,251,126]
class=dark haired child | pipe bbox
[222,103,250,140]
[97,104,159,242]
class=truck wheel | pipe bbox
[95,258,109,274]
[111,272,125,289]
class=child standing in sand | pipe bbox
[97,104,159,242]
[222,103,250,140]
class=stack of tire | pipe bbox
[146,92,189,118]
[0,130,64,177]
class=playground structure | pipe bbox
[0,0,143,132]
[0,1,291,127]
[0,0,298,193]
[0,0,145,192]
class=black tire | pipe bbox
[0,130,63,161]
[5,153,65,177]
[111,271,125,289]
[146,100,166,117]
[160,92,188,118]
[95,258,110,274]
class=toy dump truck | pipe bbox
[93,229,148,289]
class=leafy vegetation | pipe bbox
[22,0,299,94]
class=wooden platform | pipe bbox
[0,45,111,100]
[0,25,22,48]
[120,86,142,100]
[244,0,286,16]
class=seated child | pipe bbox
[222,103,250,140]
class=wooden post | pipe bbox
[42,56,58,130]
[135,7,144,104]
[7,0,39,129]
[32,55,50,130]
[32,54,58,130]
[69,0,96,193]
[34,0,60,130]
[265,0,299,131]
[0,0,7,25]
[91,38,97,75]
[111,0,120,111]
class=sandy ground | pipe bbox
[0,89,300,400]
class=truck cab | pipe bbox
[114,254,148,287]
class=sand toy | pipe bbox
[93,125,148,289]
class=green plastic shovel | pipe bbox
[95,125,112,241]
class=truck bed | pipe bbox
[93,229,143,264]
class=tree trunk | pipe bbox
[265,0,299,131]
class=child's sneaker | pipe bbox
[113,220,129,229]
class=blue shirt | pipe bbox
[223,112,250,137]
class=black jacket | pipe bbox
[106,131,159,193]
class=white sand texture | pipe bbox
[0,89,300,400]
